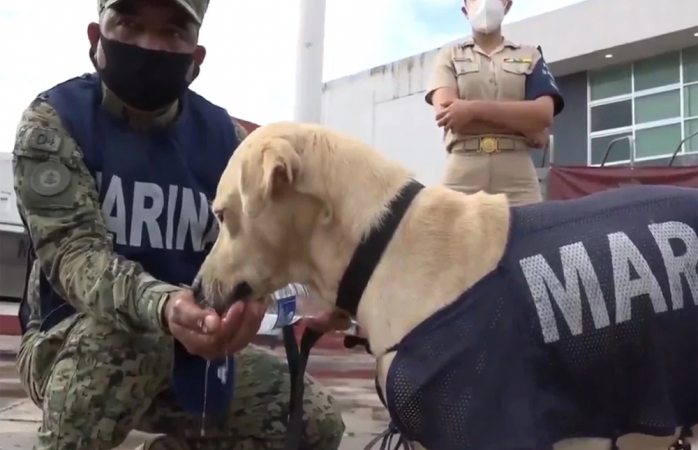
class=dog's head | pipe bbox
[194,121,413,314]
[194,122,341,312]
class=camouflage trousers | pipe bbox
[15,314,345,450]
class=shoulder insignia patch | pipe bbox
[26,127,62,153]
[29,161,71,197]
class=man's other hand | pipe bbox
[164,290,266,359]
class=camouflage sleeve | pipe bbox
[12,97,179,334]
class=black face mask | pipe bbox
[91,35,198,112]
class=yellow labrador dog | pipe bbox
[195,121,698,450]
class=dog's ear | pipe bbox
[240,137,301,217]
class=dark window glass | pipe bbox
[590,100,632,132]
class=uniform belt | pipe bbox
[453,137,529,154]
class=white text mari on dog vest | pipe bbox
[519,220,698,344]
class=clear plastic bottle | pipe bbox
[257,283,307,334]
[256,282,360,336]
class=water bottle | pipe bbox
[256,282,361,336]
[257,283,308,334]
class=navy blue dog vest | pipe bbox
[384,185,698,450]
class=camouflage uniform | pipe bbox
[12,1,345,449]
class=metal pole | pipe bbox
[294,0,326,123]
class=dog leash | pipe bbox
[281,180,425,450]
[282,325,323,450]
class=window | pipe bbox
[587,46,698,165]
[635,124,682,158]
[684,46,698,84]
[633,52,680,91]
[590,64,631,101]
[686,56,698,154]
[634,90,680,124]
[686,84,698,119]
[590,132,632,165]
[590,101,631,132]
[686,119,698,153]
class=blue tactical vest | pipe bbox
[20,73,239,418]
[384,185,698,450]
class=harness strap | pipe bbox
[281,180,424,449]
[282,325,323,450]
[335,180,425,316]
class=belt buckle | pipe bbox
[479,137,498,154]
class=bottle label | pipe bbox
[274,295,297,328]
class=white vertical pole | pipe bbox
[294,0,326,123]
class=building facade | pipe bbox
[320,0,698,185]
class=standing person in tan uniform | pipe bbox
[426,0,565,206]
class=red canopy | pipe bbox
[547,165,698,200]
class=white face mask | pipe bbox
[468,0,506,34]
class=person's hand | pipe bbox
[524,128,550,149]
[163,290,267,359]
[436,99,477,132]
[303,308,352,333]
[219,299,267,355]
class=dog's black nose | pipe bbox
[232,282,252,301]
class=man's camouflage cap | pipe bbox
[98,0,209,25]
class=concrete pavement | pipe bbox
[0,335,391,449]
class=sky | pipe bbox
[0,0,587,153]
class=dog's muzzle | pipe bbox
[231,282,253,301]
[189,272,255,314]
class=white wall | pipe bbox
[321,55,447,185]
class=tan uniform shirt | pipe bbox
[426,38,551,206]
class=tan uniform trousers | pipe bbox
[442,149,543,206]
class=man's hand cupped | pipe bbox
[164,290,266,360]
